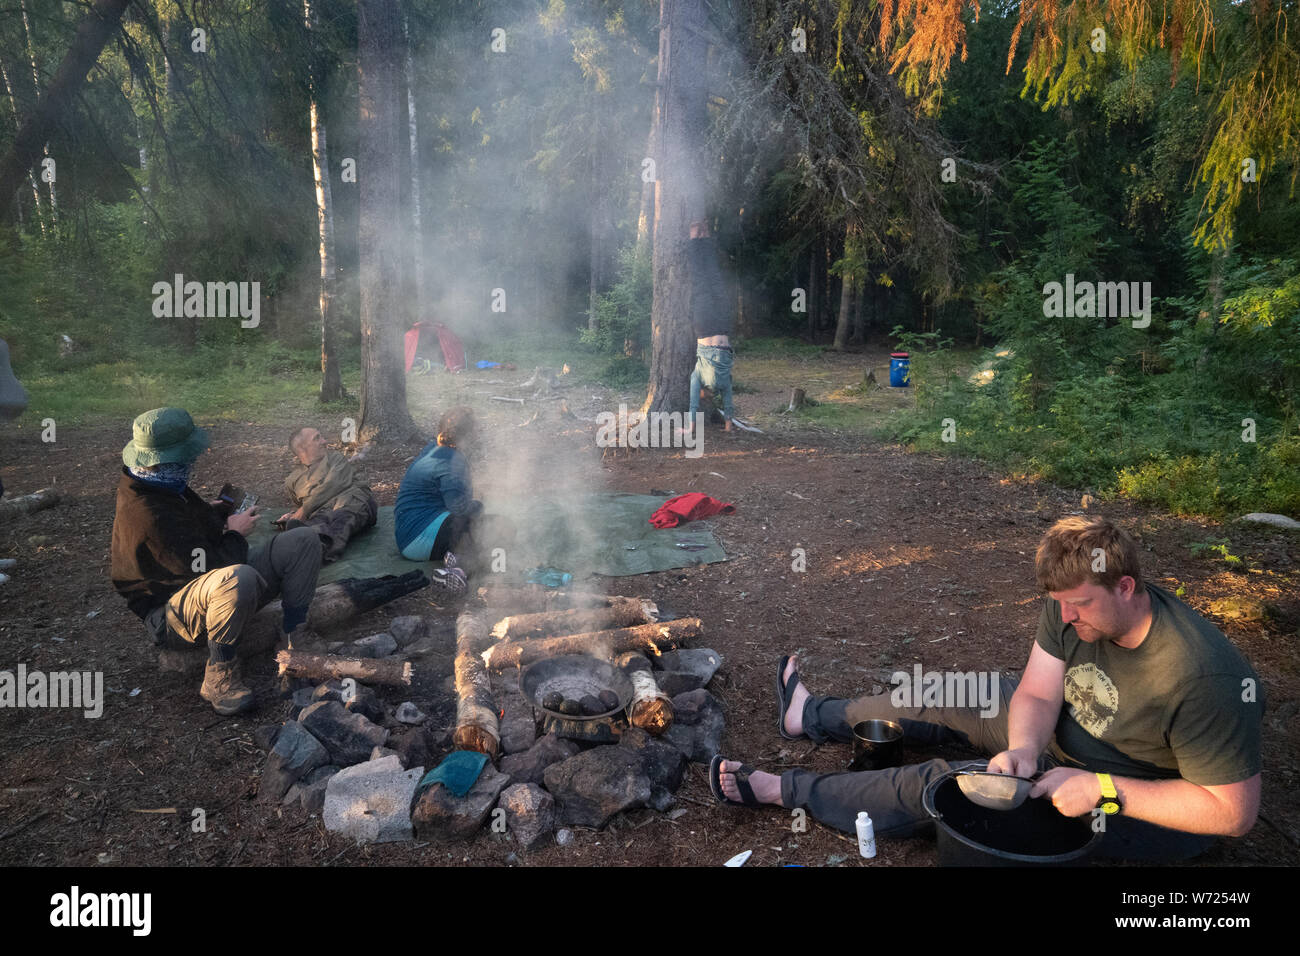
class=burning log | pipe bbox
[489,598,658,640]
[477,586,628,612]
[615,652,673,736]
[482,618,702,671]
[275,649,412,686]
[237,571,429,658]
[454,611,499,758]
[0,487,59,523]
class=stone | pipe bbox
[662,689,725,763]
[323,755,424,844]
[311,680,347,703]
[388,727,434,770]
[499,783,555,852]
[654,648,723,695]
[343,682,385,724]
[541,691,564,712]
[597,689,619,711]
[395,701,426,725]
[261,721,329,802]
[411,764,511,843]
[579,695,604,716]
[498,732,578,786]
[291,686,315,717]
[283,765,339,813]
[543,746,652,829]
[350,632,398,658]
[1209,596,1270,623]
[299,700,389,767]
[555,827,574,847]
[371,745,402,765]
[403,637,441,658]
[253,723,283,752]
[1241,512,1300,530]
[388,616,429,648]
[619,726,687,811]
[499,696,537,755]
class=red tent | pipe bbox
[404,321,466,373]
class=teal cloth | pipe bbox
[245,493,728,582]
[417,751,488,798]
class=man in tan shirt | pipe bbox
[280,427,378,562]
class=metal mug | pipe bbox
[850,719,904,771]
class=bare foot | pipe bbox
[782,654,810,738]
[719,760,785,806]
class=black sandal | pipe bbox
[776,655,803,740]
[710,754,762,807]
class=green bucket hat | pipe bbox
[122,407,210,469]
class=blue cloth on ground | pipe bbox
[417,751,488,798]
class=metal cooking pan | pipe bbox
[520,654,634,721]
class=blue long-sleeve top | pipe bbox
[394,442,481,551]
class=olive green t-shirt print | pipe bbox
[1035,584,1263,785]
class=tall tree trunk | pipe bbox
[19,0,56,229]
[0,0,131,227]
[0,54,41,233]
[832,224,853,351]
[643,0,709,417]
[404,12,424,321]
[635,115,656,254]
[588,97,609,333]
[357,0,417,443]
[850,274,865,344]
[306,0,344,402]
[806,243,818,339]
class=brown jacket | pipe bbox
[110,468,249,619]
[286,449,374,519]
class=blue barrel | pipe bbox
[889,352,910,387]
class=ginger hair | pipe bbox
[1035,516,1144,593]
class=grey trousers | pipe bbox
[147,526,322,651]
[782,679,1216,861]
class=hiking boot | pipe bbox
[280,625,324,652]
[199,660,256,716]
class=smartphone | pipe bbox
[235,493,258,514]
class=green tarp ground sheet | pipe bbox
[244,493,728,585]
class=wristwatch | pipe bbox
[1095,773,1122,815]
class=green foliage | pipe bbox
[1187,537,1244,567]
[581,243,651,355]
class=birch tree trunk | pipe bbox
[306,0,344,402]
[357,0,418,443]
[642,0,709,417]
[404,14,424,321]
[0,54,41,233]
[20,0,55,229]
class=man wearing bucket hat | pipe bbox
[111,407,323,715]
[712,516,1262,862]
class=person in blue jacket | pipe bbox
[395,406,498,586]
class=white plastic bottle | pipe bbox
[856,811,877,859]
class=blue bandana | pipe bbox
[129,461,192,496]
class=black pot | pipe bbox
[923,768,1102,866]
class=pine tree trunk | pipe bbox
[307,0,344,402]
[357,0,417,444]
[806,245,818,339]
[642,0,709,417]
[833,253,853,351]
[636,114,657,253]
[851,274,866,344]
[404,13,424,321]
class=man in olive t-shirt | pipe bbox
[1035,582,1261,786]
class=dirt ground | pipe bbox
[1,348,1297,868]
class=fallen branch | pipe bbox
[490,598,657,640]
[238,571,428,658]
[276,649,413,686]
[483,618,702,671]
[454,611,499,758]
[490,396,526,405]
[0,487,60,523]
